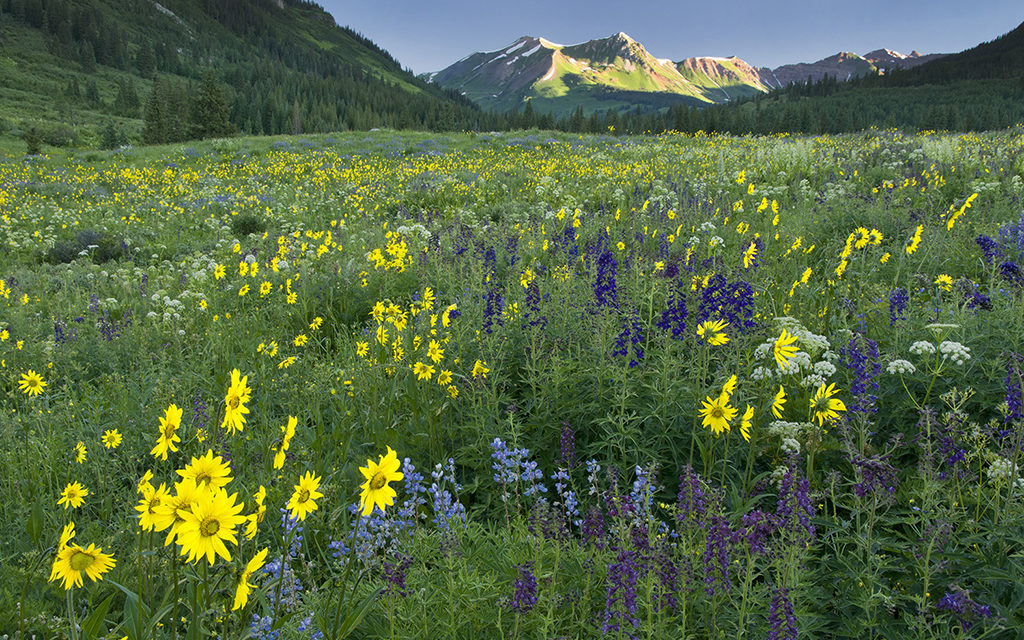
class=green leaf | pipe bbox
[26,496,44,546]
[80,592,114,640]
[334,588,380,638]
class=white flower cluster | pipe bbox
[750,319,836,388]
[938,341,971,366]
[767,420,813,454]
[987,456,1024,491]
[886,359,917,375]
[909,340,937,356]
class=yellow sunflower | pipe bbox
[810,383,847,426]
[232,548,269,611]
[18,369,46,396]
[221,369,251,435]
[101,429,122,449]
[358,447,403,516]
[287,471,324,521]
[697,319,730,346]
[698,394,738,437]
[740,405,754,442]
[177,449,233,489]
[57,481,88,510]
[273,417,297,470]
[152,404,183,460]
[771,385,787,418]
[773,329,799,369]
[175,487,246,565]
[50,542,115,590]
[151,478,205,546]
[135,482,170,532]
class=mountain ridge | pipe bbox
[426,32,945,116]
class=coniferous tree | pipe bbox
[190,71,233,139]
[136,44,155,78]
[142,78,165,143]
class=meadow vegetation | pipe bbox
[2,128,1024,639]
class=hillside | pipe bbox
[0,0,484,147]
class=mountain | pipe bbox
[664,20,1024,136]
[426,33,717,116]
[427,33,942,116]
[0,0,483,147]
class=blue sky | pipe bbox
[321,0,1024,74]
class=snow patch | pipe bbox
[506,56,519,65]
[522,44,542,57]
[540,63,556,82]
[505,40,526,55]
[540,38,564,48]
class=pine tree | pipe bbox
[190,71,233,139]
[143,78,166,144]
[136,44,155,78]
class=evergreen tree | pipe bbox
[142,79,166,144]
[136,44,155,78]
[190,71,233,139]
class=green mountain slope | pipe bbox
[0,0,482,147]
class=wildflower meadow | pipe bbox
[2,128,1024,639]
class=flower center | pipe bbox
[200,517,221,537]
[195,472,212,486]
[69,551,94,571]
[711,407,725,419]
[228,395,240,410]
[370,472,387,490]
[297,489,310,503]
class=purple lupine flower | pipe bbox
[676,466,709,529]
[528,498,569,540]
[491,438,524,502]
[936,586,993,631]
[430,458,467,530]
[651,537,679,612]
[581,506,606,548]
[702,515,732,596]
[603,548,640,637]
[559,422,577,470]
[481,283,505,334]
[1005,352,1024,423]
[382,555,413,598]
[976,235,1001,264]
[612,311,645,368]
[594,248,619,309]
[852,446,901,499]
[396,458,427,530]
[88,293,100,314]
[776,463,815,541]
[1000,261,1024,288]
[736,509,782,556]
[841,335,881,416]
[508,562,538,613]
[962,283,992,311]
[657,293,688,340]
[191,392,209,434]
[889,287,909,325]
[522,279,547,329]
[552,468,580,527]
[767,587,798,640]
